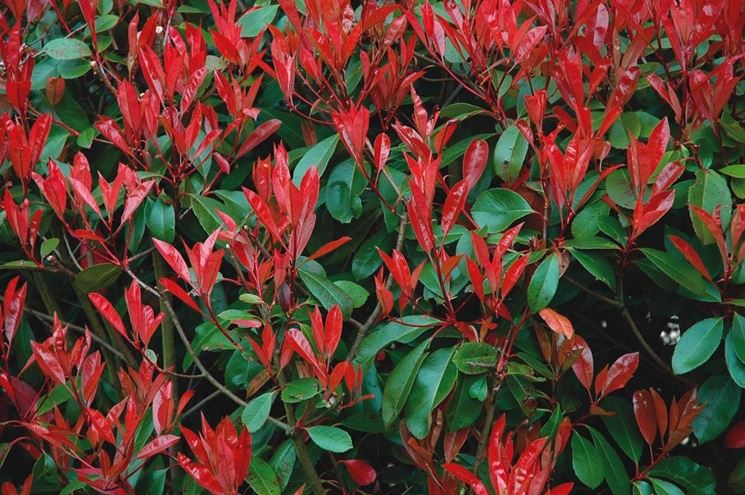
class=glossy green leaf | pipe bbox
[238,5,279,37]
[472,188,534,233]
[527,254,560,312]
[493,124,529,182]
[280,378,319,403]
[692,374,740,443]
[405,346,457,438]
[452,342,498,375]
[293,134,338,183]
[42,38,92,59]
[242,392,276,432]
[671,317,724,375]
[572,432,604,489]
[306,425,353,453]
[382,339,429,428]
[247,458,281,495]
[588,426,631,495]
[74,263,122,293]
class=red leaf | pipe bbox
[340,459,377,486]
[30,342,66,384]
[153,239,191,284]
[633,389,657,446]
[374,133,391,172]
[572,335,594,392]
[462,139,488,191]
[668,235,712,281]
[88,293,128,340]
[725,420,745,449]
[137,434,180,460]
[325,305,343,358]
[443,463,488,495]
[308,237,351,260]
[547,482,575,495]
[159,278,201,313]
[236,119,281,158]
[601,352,639,396]
[538,308,574,338]
[441,179,468,237]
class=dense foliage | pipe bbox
[0,0,744,492]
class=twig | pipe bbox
[11,299,125,360]
[565,275,622,308]
[279,370,327,495]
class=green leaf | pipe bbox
[729,458,745,494]
[293,134,338,183]
[720,164,745,178]
[189,194,227,233]
[298,262,354,318]
[280,378,319,403]
[572,432,604,489]
[42,38,92,59]
[633,481,654,495]
[648,456,716,495]
[405,346,458,438]
[571,249,616,290]
[671,317,724,375]
[732,314,745,364]
[572,200,610,238]
[600,397,643,462]
[325,159,363,223]
[725,332,745,388]
[639,248,706,296]
[493,124,529,182]
[606,170,636,209]
[452,342,498,375]
[135,469,167,495]
[588,426,631,495]
[649,479,685,495]
[242,392,276,432]
[692,374,740,443]
[40,238,60,258]
[147,198,175,243]
[333,280,368,308]
[36,384,72,415]
[472,188,534,233]
[353,315,439,365]
[74,263,122,293]
[94,14,119,32]
[238,5,279,37]
[446,377,482,430]
[527,254,560,312]
[439,102,488,120]
[352,230,393,281]
[306,425,353,453]
[247,458,281,495]
[269,440,295,490]
[564,236,620,250]
[382,339,429,428]
[688,169,732,245]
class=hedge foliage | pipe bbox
[0,0,744,493]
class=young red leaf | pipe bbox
[137,434,180,460]
[725,420,745,449]
[538,308,574,338]
[633,389,657,446]
[340,459,377,486]
[601,352,639,396]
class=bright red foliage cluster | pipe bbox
[0,0,744,492]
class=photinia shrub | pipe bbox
[0,0,743,492]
